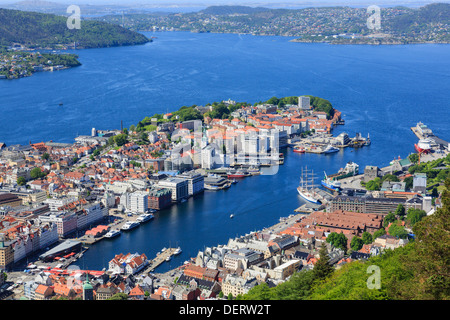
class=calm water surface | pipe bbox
[2,32,449,272]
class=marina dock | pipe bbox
[144,248,178,273]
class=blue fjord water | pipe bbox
[1,32,449,272]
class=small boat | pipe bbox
[293,146,305,153]
[323,144,339,154]
[161,247,167,252]
[174,247,182,255]
[121,221,140,231]
[230,214,234,219]
[166,256,171,262]
[231,179,238,184]
[148,209,157,213]
[104,229,121,238]
[59,102,63,106]
[136,213,154,223]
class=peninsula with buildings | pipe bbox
[0,93,449,301]
[95,3,450,45]
[0,50,80,79]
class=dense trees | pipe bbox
[0,8,150,48]
[326,232,348,252]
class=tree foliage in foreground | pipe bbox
[242,178,450,300]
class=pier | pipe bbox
[144,248,178,273]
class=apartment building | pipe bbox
[158,178,189,202]
[178,170,204,196]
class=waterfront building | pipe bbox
[128,191,149,213]
[38,222,59,250]
[178,170,204,196]
[148,188,172,210]
[330,195,422,216]
[108,252,149,275]
[158,177,189,202]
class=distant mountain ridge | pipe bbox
[0,8,150,49]
[199,5,271,15]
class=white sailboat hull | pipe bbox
[297,187,321,204]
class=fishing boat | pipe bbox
[293,145,306,153]
[297,167,321,204]
[321,171,341,191]
[227,170,250,178]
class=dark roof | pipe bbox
[350,251,371,260]
[177,274,216,290]
[292,251,310,260]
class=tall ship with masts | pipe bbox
[297,167,321,204]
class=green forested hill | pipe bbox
[0,8,150,49]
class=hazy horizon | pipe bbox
[0,0,448,6]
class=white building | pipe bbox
[298,96,311,110]
[158,178,189,202]
[129,191,149,213]
[177,171,204,196]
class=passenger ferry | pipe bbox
[121,221,140,231]
[136,213,154,223]
[104,229,121,238]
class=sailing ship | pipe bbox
[297,167,321,204]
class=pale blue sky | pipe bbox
[0,0,446,5]
[0,0,450,7]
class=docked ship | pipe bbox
[174,247,182,255]
[323,145,339,154]
[297,167,321,205]
[121,221,140,231]
[136,213,154,223]
[227,170,250,179]
[321,171,341,191]
[415,139,432,154]
[293,145,305,153]
[328,161,359,180]
[104,229,121,239]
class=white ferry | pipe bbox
[104,229,121,238]
[136,213,154,223]
[121,221,140,231]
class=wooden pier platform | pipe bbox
[144,248,177,273]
